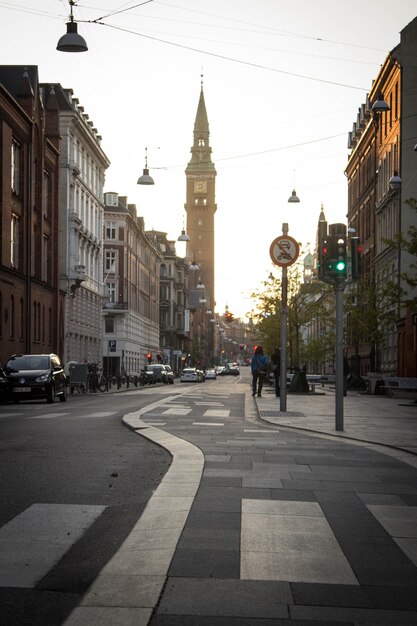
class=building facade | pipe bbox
[102,193,161,376]
[345,16,417,376]
[0,66,63,365]
[47,84,110,366]
[146,230,190,373]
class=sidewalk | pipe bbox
[257,385,417,459]
[64,384,417,625]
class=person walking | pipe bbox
[251,345,269,397]
[270,347,281,397]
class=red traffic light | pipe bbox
[146,353,152,363]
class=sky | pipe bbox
[1,0,417,319]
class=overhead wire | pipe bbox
[81,20,369,91]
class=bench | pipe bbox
[382,377,417,399]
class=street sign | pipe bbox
[269,235,300,267]
[108,340,116,352]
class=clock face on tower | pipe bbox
[194,180,207,193]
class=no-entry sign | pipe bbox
[269,235,300,267]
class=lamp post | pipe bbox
[56,0,88,52]
[371,93,390,372]
[137,147,155,185]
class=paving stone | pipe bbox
[157,578,291,619]
[185,510,241,530]
[290,582,373,608]
[178,527,240,551]
[168,548,239,579]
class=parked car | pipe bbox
[205,368,217,380]
[145,364,175,384]
[4,353,67,403]
[146,364,167,383]
[162,365,175,384]
[180,368,201,383]
[220,365,240,376]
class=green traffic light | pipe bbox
[336,261,346,271]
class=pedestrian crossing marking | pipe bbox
[203,409,230,418]
[193,422,225,427]
[0,503,106,587]
[194,402,224,406]
[161,408,192,415]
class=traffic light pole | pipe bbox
[335,280,345,431]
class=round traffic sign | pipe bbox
[269,235,300,267]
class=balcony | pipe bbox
[103,301,128,311]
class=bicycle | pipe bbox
[87,363,107,392]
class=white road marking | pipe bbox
[28,412,70,419]
[193,422,225,426]
[194,402,224,406]
[161,408,192,415]
[0,503,106,587]
[203,409,230,418]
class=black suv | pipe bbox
[4,354,67,403]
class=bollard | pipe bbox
[126,376,129,388]
[117,376,121,389]
[134,376,138,387]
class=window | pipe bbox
[20,298,24,340]
[48,307,52,344]
[43,171,50,218]
[9,295,15,338]
[42,236,49,282]
[107,282,116,303]
[11,214,20,269]
[106,221,116,240]
[105,250,116,271]
[11,140,20,194]
[105,317,114,333]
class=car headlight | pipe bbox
[35,373,50,383]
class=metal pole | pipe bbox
[335,282,344,431]
[280,223,288,413]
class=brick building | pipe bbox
[0,66,63,365]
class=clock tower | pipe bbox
[185,80,217,311]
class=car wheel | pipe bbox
[59,385,67,402]
[47,385,55,403]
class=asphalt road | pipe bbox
[0,386,175,626]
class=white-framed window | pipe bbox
[106,221,117,240]
[107,282,116,303]
[105,193,118,206]
[11,214,20,269]
[11,140,20,194]
[43,170,50,218]
[42,235,49,282]
[105,250,117,272]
